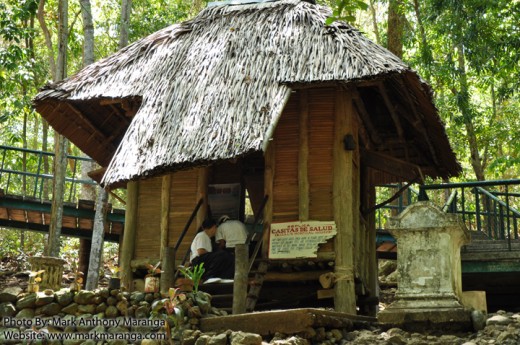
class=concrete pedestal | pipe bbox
[29,256,66,291]
[378,202,473,331]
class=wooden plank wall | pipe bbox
[167,169,201,262]
[272,92,300,223]
[308,88,334,221]
[308,89,335,255]
[271,88,336,255]
[134,177,162,259]
[133,169,201,262]
[269,87,375,313]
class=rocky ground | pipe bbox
[1,258,519,344]
[1,284,520,345]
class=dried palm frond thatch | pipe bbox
[34,0,459,186]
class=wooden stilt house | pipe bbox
[33,0,460,315]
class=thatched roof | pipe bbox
[34,0,460,187]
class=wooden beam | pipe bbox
[363,150,423,183]
[99,98,140,118]
[121,99,140,117]
[263,270,333,282]
[395,77,440,165]
[288,81,341,90]
[160,174,172,259]
[200,308,372,336]
[333,87,357,314]
[120,181,139,291]
[376,83,405,142]
[351,89,382,145]
[196,168,209,229]
[317,289,335,299]
[66,102,115,152]
[232,244,248,314]
[263,142,275,259]
[298,90,309,221]
[364,165,378,316]
[99,99,122,106]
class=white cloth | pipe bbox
[190,231,212,261]
[216,220,248,248]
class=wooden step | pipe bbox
[200,308,376,336]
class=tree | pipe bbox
[386,0,404,58]
[45,0,69,257]
[85,188,108,290]
[404,0,520,181]
[119,0,132,49]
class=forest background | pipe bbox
[0,0,519,266]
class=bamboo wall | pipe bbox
[272,92,300,222]
[166,169,202,261]
[308,89,334,221]
[134,177,162,259]
[268,87,376,312]
[271,88,337,256]
[133,169,202,262]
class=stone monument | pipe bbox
[378,201,473,331]
[29,256,66,291]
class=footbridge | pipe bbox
[0,145,124,242]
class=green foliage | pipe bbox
[0,228,45,261]
[178,263,205,293]
[0,0,519,268]
[324,0,368,24]
[151,288,186,343]
[0,0,43,143]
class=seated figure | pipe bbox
[190,218,234,280]
[216,215,248,252]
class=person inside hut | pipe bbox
[216,215,248,253]
[190,218,235,280]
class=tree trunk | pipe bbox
[37,2,53,201]
[369,0,381,45]
[47,134,68,257]
[78,0,97,282]
[79,0,96,200]
[85,187,108,290]
[42,121,50,199]
[45,0,69,258]
[412,0,432,80]
[387,0,405,58]
[37,0,57,81]
[119,0,132,49]
[80,0,94,66]
[455,43,485,181]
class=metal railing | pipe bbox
[376,179,520,251]
[0,145,96,202]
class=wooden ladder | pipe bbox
[245,260,269,312]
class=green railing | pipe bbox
[0,145,96,202]
[376,179,520,250]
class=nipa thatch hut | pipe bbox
[34,0,460,315]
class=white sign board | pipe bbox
[268,220,337,259]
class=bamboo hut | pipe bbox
[33,0,460,315]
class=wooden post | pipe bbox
[160,174,172,259]
[333,88,357,314]
[120,181,139,291]
[263,143,275,258]
[78,239,91,285]
[197,168,209,228]
[233,243,248,314]
[161,246,176,293]
[367,181,378,316]
[299,90,309,222]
